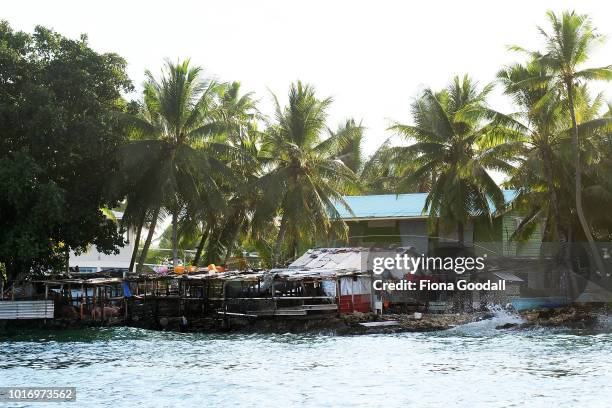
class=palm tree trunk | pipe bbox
[273,213,288,266]
[137,206,160,272]
[457,221,465,246]
[566,81,606,281]
[192,225,210,266]
[540,143,573,289]
[204,227,222,266]
[129,210,146,272]
[223,220,243,266]
[171,211,179,267]
[291,236,298,260]
[541,144,565,243]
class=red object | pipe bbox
[339,294,371,314]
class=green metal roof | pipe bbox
[335,190,517,220]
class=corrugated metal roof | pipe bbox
[335,190,517,220]
[289,247,416,272]
[290,247,367,271]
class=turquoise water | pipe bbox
[1,312,612,407]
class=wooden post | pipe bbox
[124,296,128,321]
[1,279,4,301]
[351,278,355,313]
[271,277,276,311]
[80,283,84,320]
[44,284,49,324]
[178,280,182,316]
[92,286,96,320]
[85,284,89,318]
[11,282,15,300]
[101,287,105,321]
[222,280,227,312]
[336,277,341,317]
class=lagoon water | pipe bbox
[1,311,612,408]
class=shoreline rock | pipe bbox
[518,305,599,329]
[3,305,607,335]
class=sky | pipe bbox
[4,0,612,157]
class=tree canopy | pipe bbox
[0,22,133,279]
[1,9,612,278]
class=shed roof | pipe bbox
[335,190,517,220]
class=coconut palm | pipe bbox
[511,10,612,273]
[123,59,231,270]
[500,63,612,244]
[361,139,437,194]
[201,82,263,266]
[328,119,365,173]
[253,81,358,265]
[575,100,612,241]
[497,60,567,245]
[389,75,516,245]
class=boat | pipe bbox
[510,297,569,312]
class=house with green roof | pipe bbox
[334,190,543,258]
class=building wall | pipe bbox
[473,210,543,258]
[344,209,543,259]
[347,220,401,245]
[69,227,135,272]
[398,220,428,254]
[501,210,543,258]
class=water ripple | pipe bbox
[1,317,612,407]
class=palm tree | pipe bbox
[389,75,516,245]
[512,10,612,274]
[253,81,358,265]
[201,82,263,266]
[499,62,612,242]
[361,140,437,194]
[497,60,566,245]
[329,119,365,173]
[124,59,231,270]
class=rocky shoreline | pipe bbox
[1,305,608,334]
[338,312,484,334]
[495,305,603,330]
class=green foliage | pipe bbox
[200,82,263,265]
[122,60,258,269]
[389,75,512,242]
[2,10,612,278]
[0,153,66,279]
[506,10,612,244]
[253,81,359,264]
[0,22,132,278]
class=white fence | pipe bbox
[0,300,54,320]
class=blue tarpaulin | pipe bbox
[122,281,132,298]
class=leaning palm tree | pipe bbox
[123,59,231,270]
[511,10,612,274]
[497,60,567,246]
[389,75,516,245]
[499,62,612,244]
[253,81,358,265]
[201,82,263,266]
